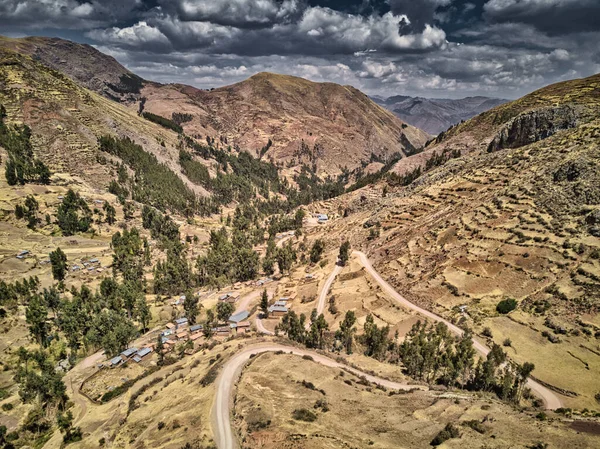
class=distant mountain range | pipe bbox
[372,94,508,135]
[0,36,429,173]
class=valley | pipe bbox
[0,33,599,449]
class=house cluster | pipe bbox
[159,309,253,353]
[267,295,296,317]
[218,292,240,303]
[71,257,102,274]
[106,346,154,368]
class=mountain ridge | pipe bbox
[0,35,430,173]
[373,94,508,134]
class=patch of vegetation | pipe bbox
[496,298,518,314]
[142,112,183,133]
[292,408,317,422]
[99,135,197,215]
[462,419,486,434]
[0,104,51,185]
[57,189,92,236]
[430,423,460,446]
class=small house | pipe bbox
[110,356,124,367]
[214,326,230,337]
[136,347,153,359]
[176,330,189,341]
[189,324,203,333]
[235,321,251,334]
[317,213,328,223]
[121,347,138,359]
[165,323,176,330]
[174,317,188,329]
[268,304,288,316]
[228,310,250,324]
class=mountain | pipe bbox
[0,36,430,173]
[373,94,508,135]
[319,71,600,408]
[0,35,144,102]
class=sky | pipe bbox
[1,0,599,99]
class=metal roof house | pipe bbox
[268,304,289,315]
[189,324,203,333]
[110,356,123,367]
[174,317,188,327]
[228,310,250,323]
[317,214,328,222]
[136,347,153,358]
[121,347,138,358]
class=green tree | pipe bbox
[49,247,68,281]
[338,240,350,266]
[24,195,39,229]
[335,310,356,354]
[276,242,296,274]
[156,333,164,366]
[136,297,151,332]
[103,202,116,225]
[310,239,325,264]
[183,290,201,325]
[217,301,234,322]
[260,289,269,318]
[26,294,49,346]
[57,189,92,236]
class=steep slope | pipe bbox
[0,44,204,197]
[390,73,600,177]
[161,72,429,172]
[306,72,600,409]
[374,95,507,135]
[0,36,429,173]
[0,35,145,102]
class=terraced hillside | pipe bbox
[0,45,200,195]
[306,74,600,409]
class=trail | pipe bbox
[353,250,563,410]
[211,344,425,449]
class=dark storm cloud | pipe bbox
[1,0,599,99]
[484,0,600,35]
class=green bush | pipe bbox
[496,298,518,314]
[431,423,460,446]
[292,408,317,422]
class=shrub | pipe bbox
[462,419,486,434]
[496,298,517,314]
[1,403,13,411]
[431,423,460,446]
[482,327,493,338]
[503,338,512,347]
[292,408,317,422]
[158,421,165,430]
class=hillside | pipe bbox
[0,35,145,103]
[163,72,430,171]
[0,44,194,194]
[0,36,429,174]
[390,72,600,178]
[307,72,600,409]
[373,94,507,135]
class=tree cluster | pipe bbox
[1,105,51,186]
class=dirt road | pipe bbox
[211,343,426,449]
[255,316,274,335]
[353,250,563,410]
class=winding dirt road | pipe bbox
[353,250,563,410]
[211,344,426,449]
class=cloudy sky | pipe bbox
[1,0,599,99]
